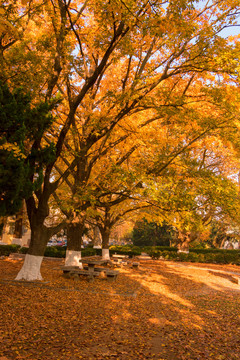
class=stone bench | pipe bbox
[64,269,100,282]
[232,276,240,285]
[62,266,119,281]
[92,268,119,281]
[61,266,80,272]
[132,262,140,269]
[104,270,119,281]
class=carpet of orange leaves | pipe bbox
[0,257,240,360]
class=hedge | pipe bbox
[0,245,98,258]
[109,245,142,257]
[143,246,177,253]
[1,244,240,265]
[147,249,240,265]
[0,244,21,256]
[20,246,97,258]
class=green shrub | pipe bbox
[213,253,229,264]
[156,246,177,252]
[21,246,97,258]
[196,253,205,263]
[149,250,161,259]
[109,245,141,257]
[0,244,21,256]
[44,246,66,258]
[2,243,240,266]
[144,246,177,253]
[19,247,28,254]
[81,248,96,257]
[19,246,67,258]
[180,252,199,263]
[151,249,240,265]
[204,253,216,263]
[225,253,240,265]
[162,250,178,260]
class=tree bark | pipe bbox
[65,221,85,266]
[100,227,111,260]
[177,230,191,253]
[15,221,49,281]
[14,205,23,238]
[15,195,63,280]
[93,225,102,247]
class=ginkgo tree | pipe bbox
[55,76,240,262]
[140,119,240,251]
[51,127,149,265]
[51,34,240,265]
[1,0,240,280]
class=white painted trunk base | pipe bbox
[65,250,83,268]
[102,248,110,260]
[15,254,43,281]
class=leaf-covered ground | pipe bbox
[0,257,240,360]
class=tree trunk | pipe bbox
[0,217,7,240]
[93,225,102,247]
[101,228,111,260]
[15,222,49,281]
[65,222,84,267]
[15,194,54,281]
[177,230,190,253]
[14,208,23,239]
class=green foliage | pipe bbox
[44,246,66,258]
[81,247,97,257]
[20,245,97,258]
[109,245,142,257]
[0,148,27,216]
[147,248,240,265]
[148,250,161,259]
[2,243,239,264]
[143,245,177,252]
[18,247,28,254]
[0,244,21,256]
[0,82,58,217]
[131,219,174,247]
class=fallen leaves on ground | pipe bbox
[0,257,240,359]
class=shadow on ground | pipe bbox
[0,257,240,360]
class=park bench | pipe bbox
[112,254,129,261]
[103,269,119,281]
[132,262,140,269]
[61,265,119,281]
[68,268,100,281]
[112,254,129,267]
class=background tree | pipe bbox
[0,82,57,217]
[131,218,174,247]
[142,128,240,251]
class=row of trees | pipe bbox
[1,0,240,280]
[131,218,240,249]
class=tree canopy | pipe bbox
[1,0,240,279]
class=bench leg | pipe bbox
[87,274,94,282]
[72,273,80,281]
[107,275,118,282]
[63,272,71,279]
